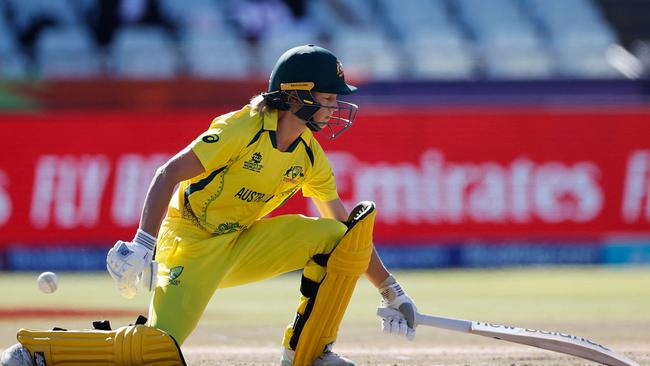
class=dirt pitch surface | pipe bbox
[179,322,648,365]
[0,268,648,365]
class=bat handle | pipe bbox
[377,308,472,333]
[415,313,472,333]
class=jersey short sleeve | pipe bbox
[302,152,339,202]
[190,115,249,171]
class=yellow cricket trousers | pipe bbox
[148,214,348,346]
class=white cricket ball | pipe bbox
[37,272,58,294]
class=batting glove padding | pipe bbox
[378,274,417,341]
[106,229,156,299]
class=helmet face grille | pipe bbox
[286,91,358,140]
[316,100,358,140]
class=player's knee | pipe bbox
[319,218,348,244]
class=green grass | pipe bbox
[1,267,648,323]
[1,267,648,365]
[374,267,650,323]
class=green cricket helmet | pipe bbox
[263,44,359,140]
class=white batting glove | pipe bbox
[106,229,157,299]
[377,274,418,341]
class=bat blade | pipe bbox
[379,309,639,366]
[468,321,639,366]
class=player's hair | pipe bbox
[250,93,275,114]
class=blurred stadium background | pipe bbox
[0,0,650,271]
[0,0,650,364]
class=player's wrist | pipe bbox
[379,274,405,303]
[378,274,397,289]
[133,229,156,252]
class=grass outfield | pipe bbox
[0,267,648,365]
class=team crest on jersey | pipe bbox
[215,222,241,235]
[283,166,304,184]
[168,266,184,286]
[243,152,263,172]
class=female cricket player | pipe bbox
[106,44,418,366]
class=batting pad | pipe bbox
[293,201,376,366]
[17,322,185,366]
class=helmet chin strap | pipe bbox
[289,90,322,131]
[305,120,322,132]
[292,109,322,132]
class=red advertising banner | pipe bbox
[1,107,650,246]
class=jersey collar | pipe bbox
[263,108,315,147]
[263,108,279,131]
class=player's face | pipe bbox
[286,90,357,139]
[311,92,338,123]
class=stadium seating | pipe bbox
[402,28,477,80]
[455,0,553,79]
[110,26,179,79]
[183,33,252,79]
[378,0,450,40]
[257,24,321,72]
[329,29,403,80]
[0,0,638,81]
[0,17,17,57]
[0,15,27,79]
[524,0,622,78]
[5,0,80,31]
[35,27,102,79]
[377,0,477,80]
[159,0,226,38]
[0,53,29,80]
[307,0,378,36]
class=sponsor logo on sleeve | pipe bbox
[202,129,223,143]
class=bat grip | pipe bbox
[377,308,471,333]
[415,313,472,333]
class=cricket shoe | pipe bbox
[281,347,355,366]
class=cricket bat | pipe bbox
[377,308,639,366]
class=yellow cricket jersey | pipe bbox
[168,105,339,235]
